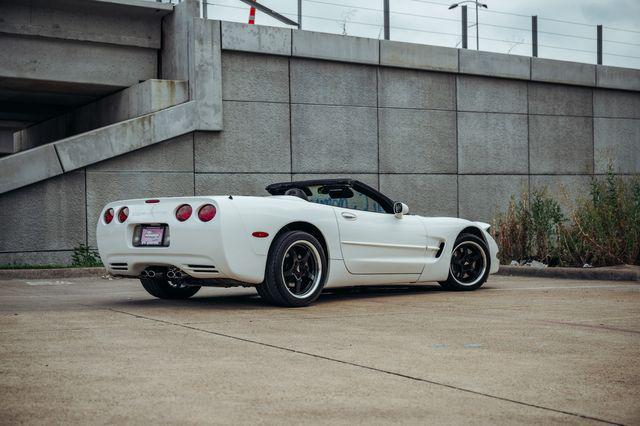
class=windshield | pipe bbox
[305,184,386,213]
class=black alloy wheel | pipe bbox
[259,230,327,307]
[281,241,320,297]
[439,233,490,291]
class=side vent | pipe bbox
[186,264,219,273]
[435,242,445,258]
[109,262,128,271]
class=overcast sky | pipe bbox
[203,0,640,69]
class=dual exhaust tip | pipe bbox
[166,269,185,280]
[140,268,186,280]
[140,269,157,278]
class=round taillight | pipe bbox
[104,208,114,224]
[198,204,216,222]
[176,204,192,222]
[118,207,129,223]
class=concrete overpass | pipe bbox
[0,0,176,152]
[0,0,638,264]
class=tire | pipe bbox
[140,275,201,299]
[439,233,490,291]
[261,230,327,307]
[254,283,275,303]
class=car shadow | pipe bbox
[102,284,457,311]
[317,284,442,303]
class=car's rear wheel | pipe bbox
[439,233,490,291]
[260,230,327,307]
[140,275,201,299]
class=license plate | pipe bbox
[140,226,165,246]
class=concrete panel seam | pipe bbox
[455,72,459,217]
[288,57,293,180]
[376,63,380,189]
[84,169,89,246]
[592,89,595,175]
[53,144,64,173]
[192,132,196,196]
[0,248,77,254]
[194,172,304,175]
[86,170,198,175]
[223,98,290,105]
[527,79,531,192]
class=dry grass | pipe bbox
[491,168,640,267]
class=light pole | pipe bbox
[449,1,488,50]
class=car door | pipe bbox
[334,206,428,275]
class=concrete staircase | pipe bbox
[0,79,195,194]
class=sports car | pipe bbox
[97,178,499,307]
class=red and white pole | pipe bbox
[248,0,256,24]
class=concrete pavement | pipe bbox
[1,276,638,424]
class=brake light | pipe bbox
[198,204,216,222]
[118,207,129,223]
[104,208,114,224]
[176,204,192,222]
[145,199,160,204]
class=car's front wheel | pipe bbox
[140,274,201,299]
[260,230,327,307]
[439,233,490,291]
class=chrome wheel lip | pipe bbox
[449,240,487,287]
[281,240,323,299]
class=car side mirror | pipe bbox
[393,202,409,219]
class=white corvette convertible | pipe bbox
[97,178,499,307]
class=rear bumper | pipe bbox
[96,197,267,283]
[103,251,221,278]
[100,238,267,282]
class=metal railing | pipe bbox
[154,0,640,69]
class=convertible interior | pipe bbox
[266,179,394,214]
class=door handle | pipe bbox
[341,212,357,220]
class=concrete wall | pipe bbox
[194,49,638,224]
[1,18,639,265]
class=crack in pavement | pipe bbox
[106,307,623,425]
[540,319,640,335]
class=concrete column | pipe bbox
[190,19,223,130]
[161,0,200,81]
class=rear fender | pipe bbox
[230,197,342,260]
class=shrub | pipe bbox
[491,189,565,265]
[561,169,640,266]
[491,167,640,267]
[71,244,103,268]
